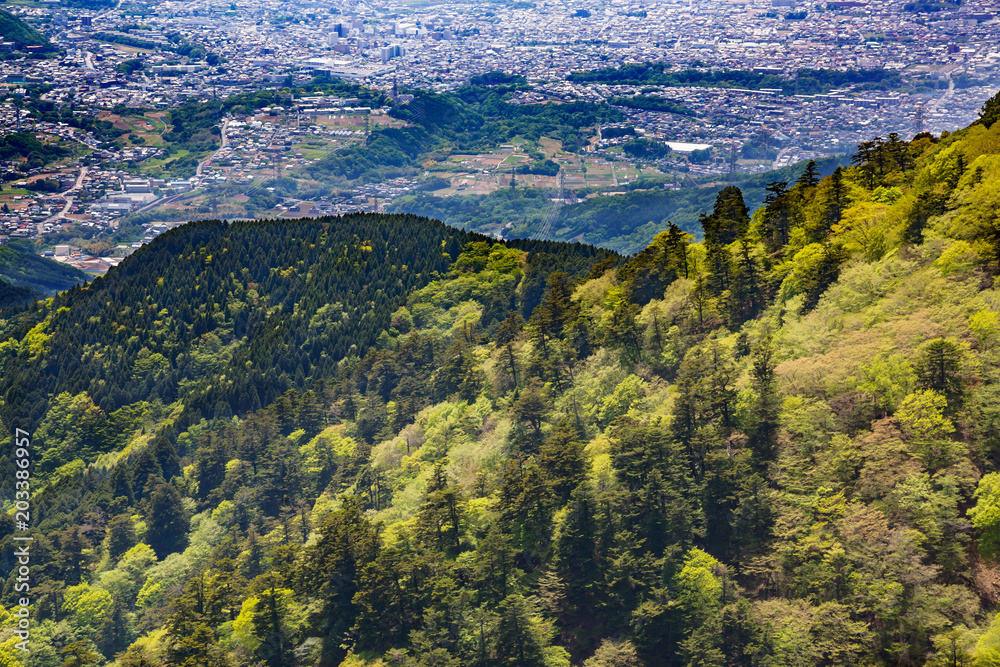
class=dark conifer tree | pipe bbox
[146,481,190,558]
[493,595,550,667]
[130,448,163,500]
[252,576,296,667]
[537,419,586,503]
[916,338,964,410]
[151,434,182,481]
[497,313,524,392]
[747,337,781,466]
[55,526,89,586]
[727,240,765,327]
[795,159,820,189]
[702,186,751,246]
[107,463,134,505]
[904,191,946,245]
[106,514,137,561]
[821,166,846,235]
[553,484,601,621]
[415,462,464,557]
[760,181,792,253]
[799,243,844,313]
[195,430,231,503]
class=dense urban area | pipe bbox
[0,0,998,271]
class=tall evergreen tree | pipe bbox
[106,514,137,561]
[747,336,781,465]
[107,463,134,505]
[146,480,190,558]
[493,594,552,667]
[799,242,844,313]
[727,240,765,327]
[795,160,820,189]
[702,186,751,246]
[496,313,524,392]
[130,448,163,500]
[535,272,578,339]
[415,462,465,556]
[151,434,182,481]
[553,484,602,623]
[916,338,964,410]
[821,166,846,235]
[760,181,792,253]
[537,419,586,503]
[252,577,295,667]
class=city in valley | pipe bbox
[0,0,998,271]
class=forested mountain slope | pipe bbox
[4,92,1000,666]
[0,10,51,50]
[0,242,87,305]
[0,214,614,472]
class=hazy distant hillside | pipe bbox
[3,92,1000,667]
[0,9,51,49]
[0,243,86,297]
[0,278,35,309]
[392,156,849,253]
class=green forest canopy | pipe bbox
[2,91,1000,667]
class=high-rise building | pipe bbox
[380,44,405,62]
